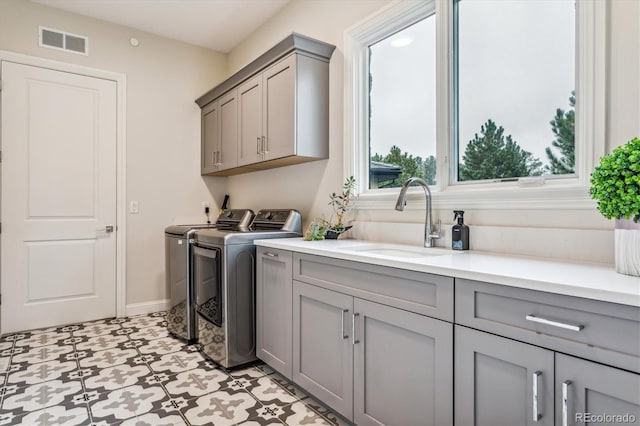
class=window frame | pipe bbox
[344,0,607,211]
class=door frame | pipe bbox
[0,50,127,318]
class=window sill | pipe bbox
[355,183,596,211]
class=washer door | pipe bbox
[193,245,223,327]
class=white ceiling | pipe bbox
[31,0,290,53]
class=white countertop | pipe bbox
[255,238,640,307]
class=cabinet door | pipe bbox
[353,298,453,426]
[455,325,554,426]
[256,248,293,379]
[293,280,353,420]
[201,100,218,175]
[217,89,238,171]
[263,54,296,162]
[237,74,263,166]
[556,354,640,426]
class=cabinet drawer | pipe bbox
[456,278,640,373]
[294,253,453,322]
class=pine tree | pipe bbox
[423,155,437,185]
[459,119,544,181]
[545,92,575,174]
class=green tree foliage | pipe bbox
[371,145,436,186]
[458,119,544,181]
[423,155,437,186]
[546,92,575,174]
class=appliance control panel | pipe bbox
[254,210,291,223]
[215,209,254,228]
[252,210,302,233]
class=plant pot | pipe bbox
[325,226,352,240]
[614,218,640,277]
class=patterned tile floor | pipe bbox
[0,312,346,426]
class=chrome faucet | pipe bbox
[395,177,442,248]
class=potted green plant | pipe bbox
[304,176,357,241]
[589,137,640,276]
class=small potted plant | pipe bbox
[304,176,357,241]
[589,137,640,276]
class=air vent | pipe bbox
[39,26,88,55]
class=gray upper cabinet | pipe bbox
[238,75,263,167]
[455,325,554,426]
[201,101,218,175]
[200,89,238,174]
[197,33,335,176]
[217,90,238,171]
[262,55,296,163]
[255,247,293,379]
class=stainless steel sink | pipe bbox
[340,243,456,259]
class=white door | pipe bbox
[1,61,117,333]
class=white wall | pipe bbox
[0,0,637,310]
[225,0,391,222]
[0,0,228,306]
[226,0,640,265]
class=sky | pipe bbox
[369,0,575,172]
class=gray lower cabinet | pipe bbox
[556,354,640,426]
[455,325,640,426]
[292,280,354,419]
[256,247,293,379]
[456,279,640,426]
[354,298,453,426]
[455,325,554,426]
[292,279,453,425]
[258,249,640,426]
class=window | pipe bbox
[369,15,436,189]
[455,0,575,183]
[345,0,606,210]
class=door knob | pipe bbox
[96,225,114,233]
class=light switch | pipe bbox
[130,201,139,214]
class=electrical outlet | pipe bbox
[130,201,139,214]
[201,201,210,212]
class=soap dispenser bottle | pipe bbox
[452,210,469,250]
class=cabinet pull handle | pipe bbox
[562,380,571,426]
[216,151,222,165]
[257,137,261,154]
[212,151,216,166]
[525,314,584,332]
[532,371,542,422]
[341,309,349,339]
[263,136,268,153]
[352,313,360,344]
[264,252,278,258]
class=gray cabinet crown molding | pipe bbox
[196,33,336,108]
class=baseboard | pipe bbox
[124,299,169,317]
